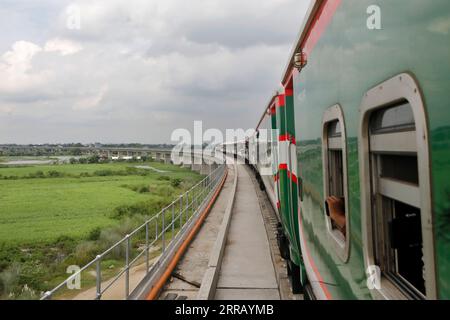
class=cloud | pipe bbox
[0,41,45,93]
[0,0,311,143]
[44,38,83,56]
[0,37,83,95]
[73,84,109,110]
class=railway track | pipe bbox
[148,162,298,301]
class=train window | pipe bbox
[359,74,436,300]
[370,103,425,298]
[327,122,344,199]
[379,154,419,185]
[322,105,350,262]
[370,102,415,134]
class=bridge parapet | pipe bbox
[40,150,227,301]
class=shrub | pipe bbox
[126,167,138,174]
[158,176,171,181]
[0,263,21,296]
[155,185,175,198]
[121,184,151,194]
[97,218,144,259]
[93,170,114,177]
[98,230,124,259]
[112,204,143,220]
[138,185,150,194]
[73,241,100,266]
[54,235,76,249]
[28,171,45,179]
[87,227,102,241]
[87,155,100,164]
[15,284,38,300]
[112,199,168,220]
[171,178,182,188]
[47,170,63,178]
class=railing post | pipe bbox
[155,217,158,243]
[195,186,197,212]
[96,255,102,300]
[172,204,175,241]
[185,191,189,222]
[125,235,130,299]
[179,196,183,229]
[162,209,166,253]
[145,222,149,274]
[203,177,206,202]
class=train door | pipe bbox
[276,84,303,293]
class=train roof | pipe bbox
[281,0,324,85]
[254,1,324,131]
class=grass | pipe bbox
[0,161,203,299]
[0,162,200,245]
[0,161,181,177]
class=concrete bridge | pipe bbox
[0,144,223,176]
[0,145,172,160]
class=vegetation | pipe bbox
[0,160,202,299]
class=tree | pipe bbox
[87,155,100,164]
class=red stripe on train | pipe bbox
[302,0,342,56]
[291,172,298,185]
[270,106,276,115]
[279,134,297,145]
[276,94,285,108]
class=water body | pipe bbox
[2,160,55,165]
[1,156,81,166]
[134,165,169,173]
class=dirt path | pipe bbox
[134,165,169,173]
[70,256,159,300]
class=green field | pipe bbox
[0,162,200,245]
[0,161,202,298]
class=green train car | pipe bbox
[246,0,450,300]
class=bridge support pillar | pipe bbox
[182,154,193,168]
[164,153,171,165]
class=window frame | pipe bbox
[358,73,437,300]
[322,104,351,262]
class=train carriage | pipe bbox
[247,0,450,300]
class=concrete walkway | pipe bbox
[158,165,236,300]
[214,165,280,300]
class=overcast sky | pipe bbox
[0,0,310,144]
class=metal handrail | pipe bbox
[41,164,226,300]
